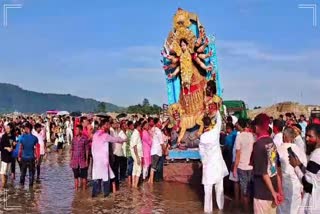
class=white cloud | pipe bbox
[218,40,320,107]
[218,40,317,62]
[1,41,319,107]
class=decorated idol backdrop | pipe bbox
[161,8,222,146]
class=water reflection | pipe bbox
[0,149,238,213]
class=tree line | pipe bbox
[96,98,162,115]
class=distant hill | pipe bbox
[0,83,122,113]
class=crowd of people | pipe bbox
[206,112,320,214]
[0,116,47,188]
[1,111,320,214]
[0,114,173,196]
[75,115,172,197]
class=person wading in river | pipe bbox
[33,123,46,183]
[199,111,229,213]
[70,125,89,190]
[0,123,16,188]
[18,122,39,188]
[91,119,125,197]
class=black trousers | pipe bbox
[36,155,44,179]
[92,179,110,198]
[20,159,35,186]
[155,156,164,182]
[112,155,127,188]
[11,158,21,175]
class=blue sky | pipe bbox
[0,0,319,108]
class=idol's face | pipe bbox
[180,41,187,52]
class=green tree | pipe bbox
[126,102,162,115]
[96,102,107,112]
[142,98,150,107]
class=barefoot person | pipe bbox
[126,121,134,187]
[18,122,39,188]
[70,125,89,190]
[0,123,15,188]
[199,111,228,213]
[91,119,125,198]
[33,123,46,182]
[130,121,143,188]
[141,121,152,180]
[149,118,164,184]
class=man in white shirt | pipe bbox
[231,115,238,126]
[233,119,255,212]
[292,124,306,153]
[290,124,320,214]
[277,127,307,214]
[33,123,46,182]
[269,117,274,130]
[115,121,128,187]
[130,121,143,188]
[148,118,164,184]
[65,117,73,145]
[200,112,228,212]
[110,121,122,189]
[273,119,284,149]
[299,115,308,139]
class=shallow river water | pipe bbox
[0,148,239,214]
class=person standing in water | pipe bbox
[141,121,152,181]
[126,121,134,187]
[70,125,89,190]
[91,119,125,197]
[18,122,39,188]
[130,121,143,188]
[32,123,46,183]
[0,123,16,188]
[199,111,229,213]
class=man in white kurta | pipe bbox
[130,123,143,188]
[199,112,229,213]
[290,124,320,214]
[277,127,307,214]
[91,120,124,197]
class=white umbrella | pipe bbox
[57,111,70,116]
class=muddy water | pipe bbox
[0,149,237,214]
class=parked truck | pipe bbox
[223,100,248,120]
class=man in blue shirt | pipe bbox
[224,122,239,202]
[224,123,238,150]
[18,122,38,187]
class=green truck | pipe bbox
[223,100,248,119]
